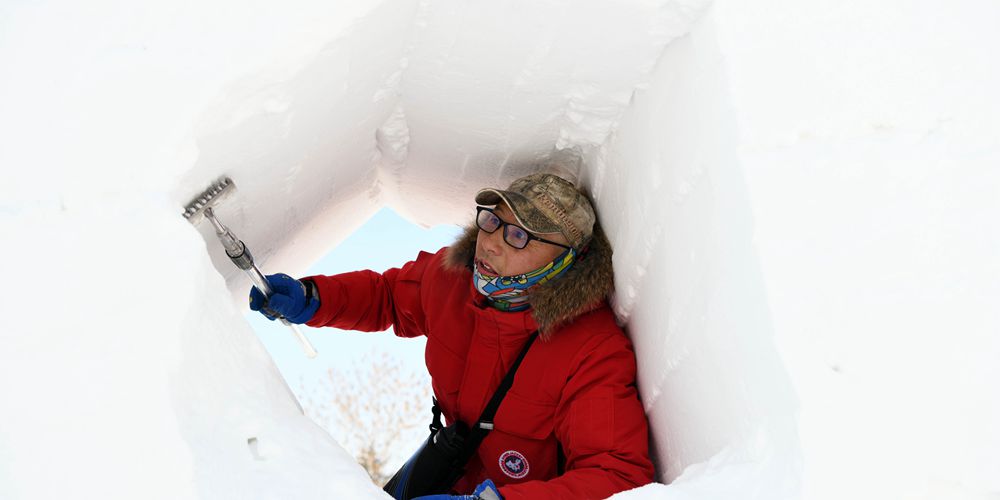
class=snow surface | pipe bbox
[2,0,998,499]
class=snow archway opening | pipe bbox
[178,0,799,495]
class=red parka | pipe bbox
[305,225,654,499]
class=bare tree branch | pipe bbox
[299,350,431,485]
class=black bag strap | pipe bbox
[461,331,539,460]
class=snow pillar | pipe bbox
[590,9,801,498]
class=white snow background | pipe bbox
[1,0,998,499]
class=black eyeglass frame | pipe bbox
[476,206,573,251]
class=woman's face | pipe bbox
[474,202,570,277]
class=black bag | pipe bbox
[383,332,538,500]
[382,407,469,499]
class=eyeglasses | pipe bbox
[476,206,572,250]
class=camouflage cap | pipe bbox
[475,173,596,249]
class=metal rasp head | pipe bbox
[183,177,236,224]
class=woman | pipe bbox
[251,173,654,499]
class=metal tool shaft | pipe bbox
[204,207,318,358]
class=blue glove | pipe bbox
[248,273,320,324]
[411,479,503,500]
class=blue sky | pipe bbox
[246,207,464,396]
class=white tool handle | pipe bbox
[285,322,318,358]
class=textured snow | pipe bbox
[2,0,998,499]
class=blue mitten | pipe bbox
[411,479,503,500]
[248,274,320,324]
[471,480,503,500]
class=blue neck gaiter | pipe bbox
[473,248,576,312]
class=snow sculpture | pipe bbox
[2,0,997,499]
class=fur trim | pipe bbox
[443,224,479,271]
[443,223,614,339]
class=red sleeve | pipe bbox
[499,333,655,499]
[302,249,441,338]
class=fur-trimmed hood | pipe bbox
[443,222,615,338]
